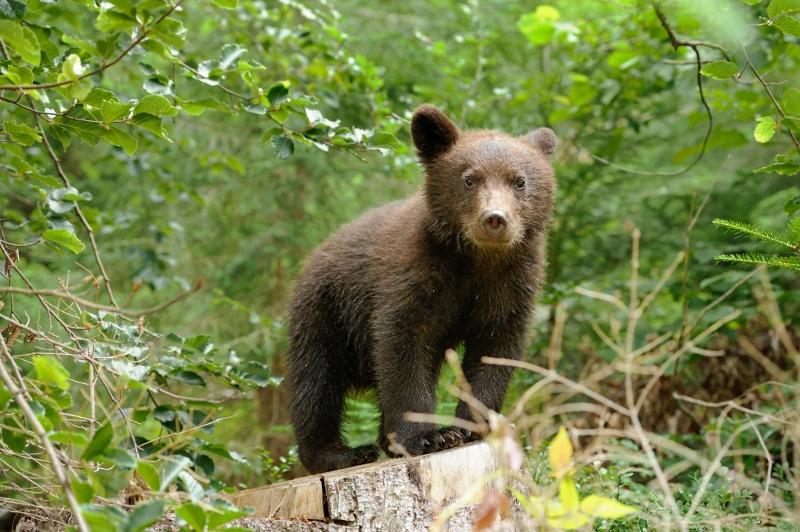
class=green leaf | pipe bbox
[267,81,290,106]
[59,54,84,82]
[753,154,800,175]
[700,61,739,80]
[242,102,267,115]
[53,107,104,146]
[714,252,800,270]
[72,480,95,504]
[518,6,560,45]
[177,97,231,115]
[785,194,800,215]
[580,495,637,518]
[2,422,29,453]
[271,134,294,159]
[101,448,137,469]
[768,0,800,19]
[133,95,177,116]
[127,500,167,532]
[754,116,777,142]
[49,431,88,446]
[4,121,42,146]
[175,503,206,532]
[206,502,248,529]
[0,0,27,20]
[773,15,800,35]
[130,113,171,141]
[0,21,41,66]
[139,38,171,58]
[81,423,113,460]
[96,11,137,34]
[170,370,205,386]
[219,43,247,70]
[49,124,72,151]
[741,0,761,4]
[782,88,800,117]
[786,215,800,241]
[712,218,796,248]
[0,385,11,410]
[42,229,85,254]
[211,0,238,7]
[4,65,33,85]
[32,356,70,390]
[160,456,192,491]
[103,127,138,155]
[136,461,160,491]
[149,18,186,49]
[101,100,134,124]
[83,88,119,107]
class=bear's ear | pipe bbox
[521,127,556,156]
[411,104,460,163]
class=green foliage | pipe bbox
[2,0,799,529]
[713,217,800,270]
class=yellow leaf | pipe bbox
[548,426,573,474]
[547,512,590,530]
[580,495,637,519]
[559,478,580,511]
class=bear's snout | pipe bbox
[481,210,508,233]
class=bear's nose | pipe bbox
[481,210,508,233]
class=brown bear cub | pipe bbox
[285,105,556,474]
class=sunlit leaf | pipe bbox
[754,116,776,143]
[32,356,70,390]
[773,15,800,35]
[753,154,800,175]
[783,88,800,116]
[580,495,638,518]
[559,478,580,511]
[136,461,160,491]
[700,61,738,80]
[548,426,573,474]
[3,121,42,145]
[211,0,238,7]
[768,0,800,19]
[42,229,85,254]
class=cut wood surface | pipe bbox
[224,441,534,531]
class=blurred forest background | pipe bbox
[1,0,800,529]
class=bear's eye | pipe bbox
[464,177,475,188]
[515,178,526,189]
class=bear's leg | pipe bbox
[375,337,470,456]
[455,330,525,431]
[286,329,379,474]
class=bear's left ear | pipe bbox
[521,128,556,156]
[411,104,460,163]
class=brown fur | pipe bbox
[284,105,556,473]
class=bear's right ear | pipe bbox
[521,128,557,156]
[411,104,460,163]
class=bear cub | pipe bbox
[285,105,556,474]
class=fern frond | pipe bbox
[715,253,800,271]
[712,219,796,249]
[786,216,800,246]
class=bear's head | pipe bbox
[411,104,556,253]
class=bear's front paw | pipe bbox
[401,427,479,456]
